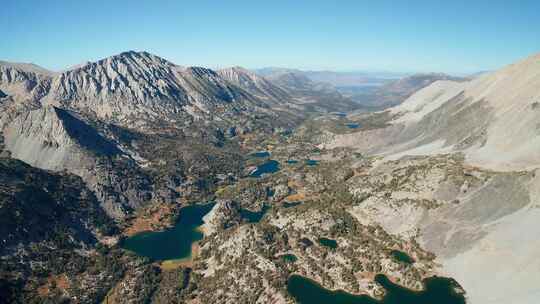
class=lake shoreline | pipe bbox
[159,242,201,270]
[287,272,466,303]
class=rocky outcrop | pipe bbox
[202,200,242,235]
[271,184,291,201]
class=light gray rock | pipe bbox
[3,106,152,218]
[218,66,290,104]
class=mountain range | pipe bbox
[0,50,363,219]
[2,50,539,304]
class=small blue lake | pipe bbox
[345,123,360,129]
[249,160,280,178]
[305,159,320,166]
[250,151,271,158]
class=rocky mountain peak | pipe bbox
[42,52,217,122]
[3,106,120,171]
[0,61,52,102]
[23,51,283,126]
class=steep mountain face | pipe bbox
[3,106,154,218]
[320,52,540,304]
[327,53,540,171]
[175,66,265,114]
[44,51,187,116]
[3,106,119,171]
[217,67,290,103]
[0,51,359,133]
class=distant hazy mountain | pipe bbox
[217,66,290,103]
[466,70,491,79]
[342,73,467,109]
[263,71,331,91]
[261,70,361,112]
[219,66,361,113]
[256,67,406,86]
[256,68,470,109]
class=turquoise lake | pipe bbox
[318,237,338,249]
[120,203,214,261]
[390,250,415,264]
[305,159,320,166]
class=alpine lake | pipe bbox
[121,203,214,262]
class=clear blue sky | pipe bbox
[1,0,539,74]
